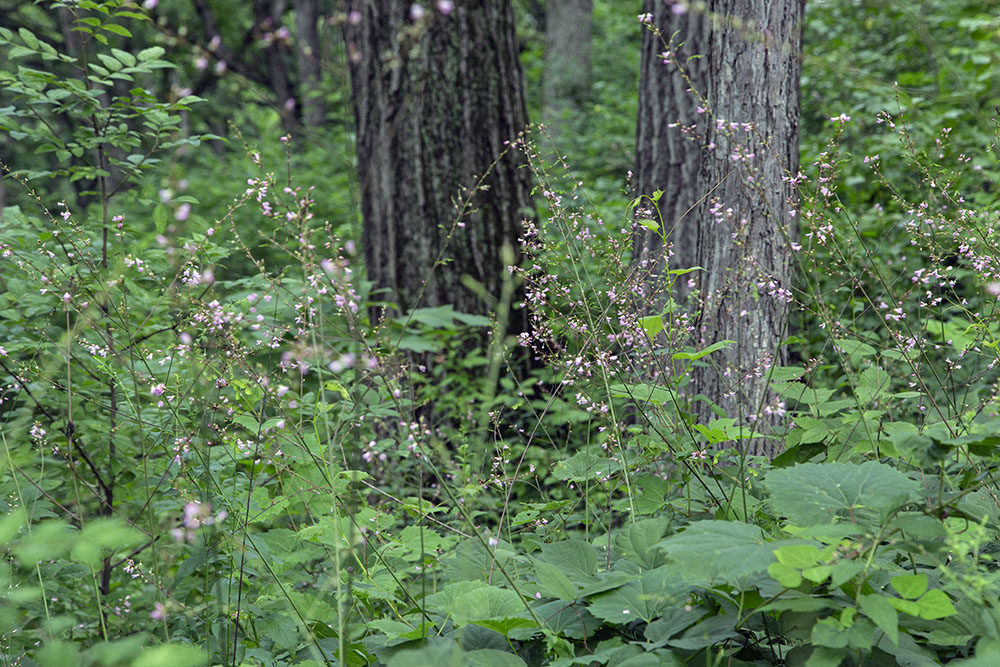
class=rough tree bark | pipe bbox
[543,0,592,127]
[344,0,533,323]
[633,0,803,458]
[293,0,325,127]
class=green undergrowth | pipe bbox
[4,2,1000,666]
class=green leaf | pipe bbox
[859,594,898,645]
[774,544,821,568]
[259,615,298,652]
[18,27,39,50]
[768,561,802,588]
[588,566,692,624]
[534,559,577,601]
[137,46,166,61]
[917,589,957,620]
[535,540,597,580]
[758,595,836,613]
[448,585,527,630]
[552,450,622,483]
[608,382,677,406]
[659,520,774,586]
[672,339,735,361]
[111,47,136,67]
[763,461,920,526]
[890,573,927,599]
[802,565,833,584]
[638,315,664,338]
[887,597,921,616]
[465,650,527,667]
[614,517,669,570]
[101,23,133,37]
[132,644,206,667]
[811,617,848,649]
[834,338,877,360]
[857,366,890,403]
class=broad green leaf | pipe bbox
[811,617,848,649]
[608,382,677,406]
[643,607,703,643]
[132,644,206,667]
[834,338,877,360]
[553,450,622,482]
[768,562,802,588]
[588,566,692,624]
[917,589,957,620]
[659,520,774,586]
[667,614,740,650]
[614,517,669,570]
[258,615,298,652]
[758,596,836,613]
[887,597,921,616]
[450,585,526,628]
[465,650,527,667]
[386,640,463,667]
[768,366,806,382]
[516,601,599,640]
[536,540,597,580]
[638,315,664,338]
[857,366,890,403]
[763,461,920,526]
[534,559,577,601]
[890,573,927,599]
[802,565,832,584]
[859,594,898,645]
[774,544,821,568]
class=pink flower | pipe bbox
[410,4,425,21]
[436,0,454,14]
[175,203,191,221]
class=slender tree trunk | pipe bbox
[543,0,592,130]
[293,0,325,126]
[344,0,533,324]
[633,0,803,458]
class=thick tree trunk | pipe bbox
[633,0,803,458]
[293,0,325,127]
[345,0,533,323]
[543,0,592,127]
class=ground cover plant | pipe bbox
[3,1,1000,666]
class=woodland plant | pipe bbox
[4,2,1000,667]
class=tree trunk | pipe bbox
[344,0,533,324]
[543,0,592,128]
[293,0,325,127]
[633,0,803,458]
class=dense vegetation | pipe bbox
[2,1,1000,665]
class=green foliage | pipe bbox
[4,1,1000,665]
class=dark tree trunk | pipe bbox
[633,0,803,458]
[345,0,533,324]
[293,0,325,126]
[543,0,592,126]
